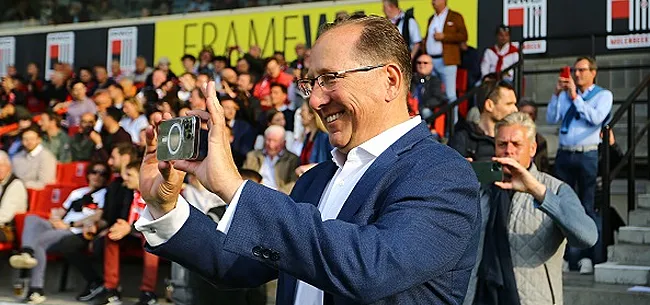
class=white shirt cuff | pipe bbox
[216,181,247,234]
[135,195,190,247]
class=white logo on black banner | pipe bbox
[45,32,75,80]
[503,0,547,54]
[107,27,138,77]
[606,0,650,49]
[0,37,16,77]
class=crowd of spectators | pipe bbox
[0,1,618,305]
[0,0,328,26]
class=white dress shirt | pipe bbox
[425,8,449,56]
[135,116,423,304]
[390,11,423,47]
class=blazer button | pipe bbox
[262,249,272,259]
[270,252,280,261]
[252,246,263,257]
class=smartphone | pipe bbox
[157,116,208,161]
[471,161,503,185]
[560,66,571,78]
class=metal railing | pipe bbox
[601,73,650,256]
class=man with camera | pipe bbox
[546,56,612,274]
[135,15,480,305]
[464,112,597,305]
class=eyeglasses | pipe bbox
[296,64,386,97]
[88,169,107,176]
[416,61,431,65]
[573,67,593,73]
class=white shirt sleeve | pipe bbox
[135,195,191,247]
[408,19,422,44]
[216,181,247,234]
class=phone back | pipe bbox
[471,161,503,185]
[157,116,201,161]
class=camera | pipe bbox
[157,116,207,161]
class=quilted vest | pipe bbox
[508,164,565,305]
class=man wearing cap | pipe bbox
[480,25,520,81]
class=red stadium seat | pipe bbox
[67,125,80,137]
[29,184,78,213]
[456,68,469,119]
[57,162,89,186]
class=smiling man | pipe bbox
[135,15,480,305]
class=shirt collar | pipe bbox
[331,116,422,168]
[578,84,596,96]
[390,11,405,24]
[29,144,44,157]
[435,7,449,18]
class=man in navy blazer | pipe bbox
[136,15,480,305]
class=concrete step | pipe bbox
[608,244,650,265]
[564,273,650,305]
[629,209,650,227]
[618,226,650,244]
[639,194,650,209]
[595,262,650,285]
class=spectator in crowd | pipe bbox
[25,62,46,112]
[243,125,300,194]
[38,111,72,162]
[464,112,597,305]
[66,1,91,23]
[518,98,550,173]
[449,79,517,161]
[4,112,33,156]
[383,0,421,57]
[177,72,196,103]
[242,45,266,77]
[290,43,307,72]
[265,83,294,131]
[546,56,613,274]
[11,127,57,190]
[480,25,519,81]
[4,0,37,21]
[273,51,288,71]
[253,58,294,104]
[187,0,211,13]
[110,59,127,82]
[411,52,447,120]
[222,98,256,167]
[1,76,27,107]
[136,15,480,305]
[119,78,137,98]
[234,72,262,128]
[56,80,97,127]
[133,56,153,85]
[91,161,160,305]
[235,57,251,75]
[94,65,117,91]
[0,150,28,243]
[42,71,69,106]
[181,54,198,75]
[423,0,468,121]
[90,106,132,163]
[107,83,126,109]
[78,67,97,96]
[254,109,295,151]
[119,98,149,144]
[8,161,109,304]
[189,87,207,111]
[92,90,113,132]
[196,48,216,77]
[195,72,211,92]
[70,112,97,161]
[294,102,332,176]
[335,10,349,21]
[157,56,177,81]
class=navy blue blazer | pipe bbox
[148,122,481,305]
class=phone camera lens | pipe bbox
[492,163,502,171]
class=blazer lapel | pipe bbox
[337,122,431,222]
[279,160,338,305]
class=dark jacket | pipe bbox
[102,177,133,228]
[410,74,447,111]
[448,119,495,161]
[92,127,132,163]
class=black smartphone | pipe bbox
[157,116,208,161]
[471,161,503,185]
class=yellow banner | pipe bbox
[154,0,477,69]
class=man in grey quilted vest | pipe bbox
[464,112,598,305]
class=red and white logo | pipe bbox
[606,0,650,49]
[0,37,15,77]
[106,27,138,78]
[45,32,75,80]
[503,0,547,54]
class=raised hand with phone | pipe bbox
[556,65,577,100]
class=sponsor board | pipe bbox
[0,37,16,77]
[607,0,650,49]
[107,27,138,77]
[45,32,75,80]
[503,0,547,54]
[153,0,478,68]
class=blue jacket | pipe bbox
[148,122,481,305]
[306,130,333,164]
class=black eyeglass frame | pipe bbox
[296,64,387,97]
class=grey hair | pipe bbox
[495,112,536,143]
[0,151,10,167]
[264,125,286,139]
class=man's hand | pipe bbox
[139,112,187,219]
[433,32,445,41]
[558,76,577,100]
[89,131,103,146]
[173,81,244,203]
[295,163,317,177]
[493,157,547,202]
[108,219,131,241]
[50,219,69,230]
